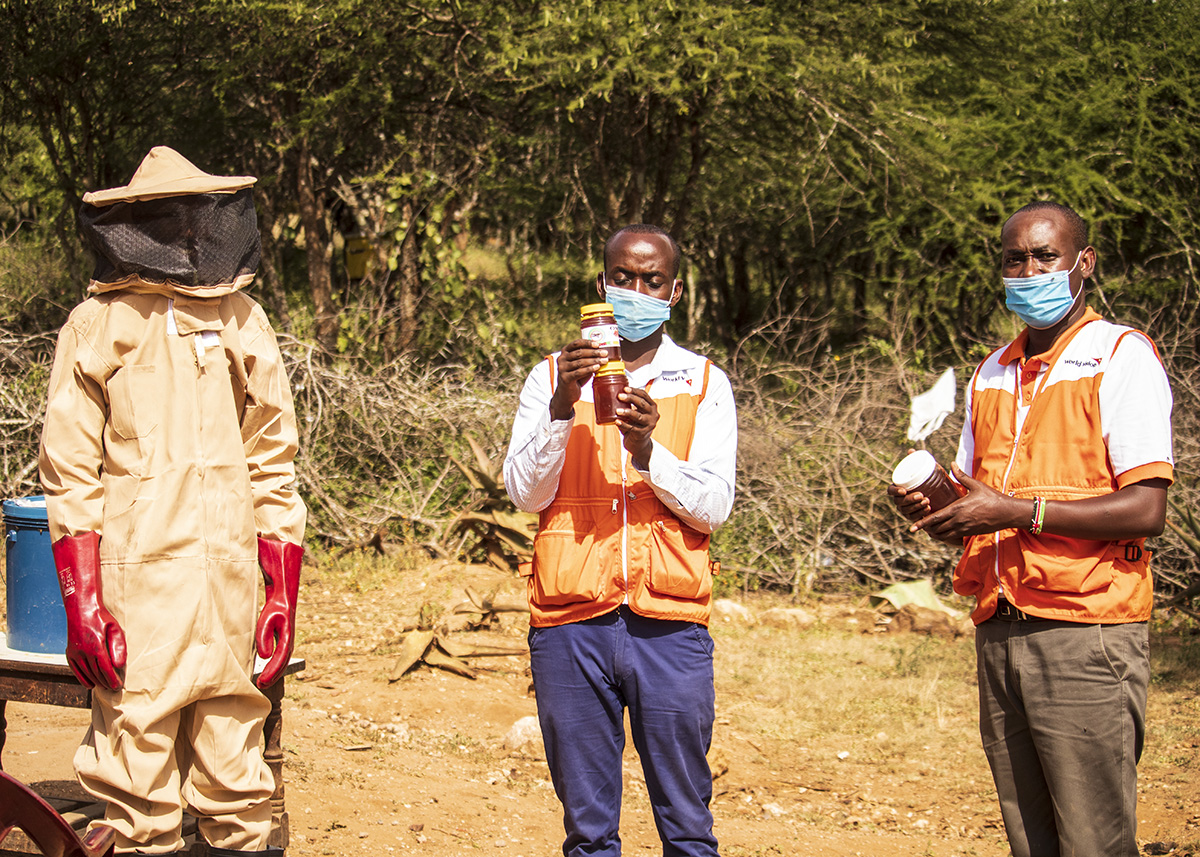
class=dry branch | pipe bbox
[5,315,1199,600]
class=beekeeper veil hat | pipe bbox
[78,146,261,294]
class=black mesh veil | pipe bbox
[78,189,260,287]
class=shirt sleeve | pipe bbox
[240,307,307,543]
[1100,331,1174,487]
[503,356,575,513]
[954,366,977,477]
[632,364,738,534]
[38,313,109,541]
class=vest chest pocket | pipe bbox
[108,365,160,439]
[530,529,607,606]
[645,517,713,600]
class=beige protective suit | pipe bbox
[38,148,306,854]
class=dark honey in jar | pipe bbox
[891,450,959,513]
[593,361,628,425]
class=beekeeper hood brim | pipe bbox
[82,146,256,206]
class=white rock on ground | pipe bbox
[712,598,756,624]
[758,607,817,630]
[503,714,543,752]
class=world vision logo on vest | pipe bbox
[1062,357,1104,369]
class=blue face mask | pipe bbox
[604,281,673,341]
[1002,252,1082,329]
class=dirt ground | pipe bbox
[5,557,1200,857]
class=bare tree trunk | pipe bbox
[685,268,703,343]
[256,228,291,329]
[670,115,705,239]
[297,137,336,355]
[391,197,421,356]
[732,238,752,336]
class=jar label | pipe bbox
[584,323,620,350]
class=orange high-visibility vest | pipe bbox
[524,356,717,627]
[955,310,1172,624]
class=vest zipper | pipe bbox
[994,353,1057,597]
[620,458,629,590]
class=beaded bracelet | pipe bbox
[1030,496,1047,536]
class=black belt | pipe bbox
[991,598,1049,622]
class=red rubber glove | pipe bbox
[51,532,126,690]
[254,537,303,688]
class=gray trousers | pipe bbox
[975,618,1148,857]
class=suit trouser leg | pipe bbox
[976,619,1147,857]
[76,686,274,854]
[179,690,274,850]
[75,689,187,854]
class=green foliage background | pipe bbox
[3,0,1200,596]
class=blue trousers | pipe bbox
[529,606,719,857]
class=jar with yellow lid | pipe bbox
[581,303,622,364]
[592,360,628,425]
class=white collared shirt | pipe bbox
[503,334,737,534]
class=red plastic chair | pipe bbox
[0,771,115,857]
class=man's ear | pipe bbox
[669,278,683,307]
[596,272,606,299]
[1080,246,1097,279]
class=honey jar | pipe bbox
[891,450,959,513]
[593,361,628,425]
[581,303,622,364]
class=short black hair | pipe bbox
[1006,201,1089,253]
[604,224,682,279]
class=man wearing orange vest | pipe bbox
[892,201,1173,857]
[504,224,737,857]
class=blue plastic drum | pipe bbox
[3,495,67,654]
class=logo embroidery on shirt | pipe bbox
[1062,357,1103,369]
[660,369,693,384]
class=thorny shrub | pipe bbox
[3,323,1200,602]
[717,343,964,595]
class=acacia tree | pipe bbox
[0,0,497,356]
[473,0,1035,354]
[192,0,400,354]
[0,0,223,307]
[891,0,1200,356]
[4,0,1199,363]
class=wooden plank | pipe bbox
[0,674,90,708]
[0,804,200,855]
[61,801,106,827]
[0,828,37,854]
[42,796,90,813]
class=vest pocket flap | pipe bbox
[645,517,712,600]
[531,529,605,606]
[1015,531,1120,594]
[952,534,994,597]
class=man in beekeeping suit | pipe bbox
[38,146,306,856]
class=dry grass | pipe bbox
[718,622,973,741]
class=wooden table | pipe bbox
[0,635,303,854]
